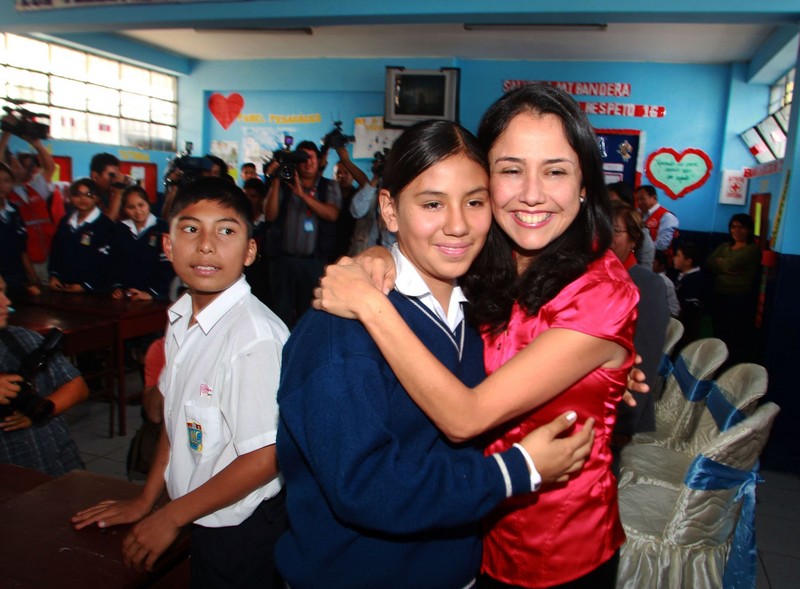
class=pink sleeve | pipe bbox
[545,273,639,353]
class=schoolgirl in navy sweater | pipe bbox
[110,186,173,301]
[276,121,592,588]
[48,178,115,294]
[0,162,40,297]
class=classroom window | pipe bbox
[0,33,178,151]
[769,68,794,115]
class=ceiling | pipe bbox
[120,22,776,64]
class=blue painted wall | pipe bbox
[183,56,773,236]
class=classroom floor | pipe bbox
[62,371,799,588]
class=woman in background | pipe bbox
[706,213,761,364]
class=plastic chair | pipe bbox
[616,402,780,589]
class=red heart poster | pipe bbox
[645,147,713,199]
[208,92,244,130]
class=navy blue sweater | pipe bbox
[48,212,115,293]
[276,292,532,589]
[0,203,29,292]
[111,218,174,299]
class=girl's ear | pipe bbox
[379,189,399,233]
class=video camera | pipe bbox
[322,121,355,151]
[1,99,50,141]
[372,148,390,177]
[0,328,62,424]
[264,134,310,183]
[164,142,214,190]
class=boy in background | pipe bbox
[673,242,707,345]
[72,177,289,588]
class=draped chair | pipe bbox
[618,363,768,490]
[616,402,780,589]
[631,338,728,448]
[652,318,684,401]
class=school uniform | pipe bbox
[48,207,115,293]
[159,275,289,587]
[111,214,174,299]
[0,201,30,293]
[276,246,535,589]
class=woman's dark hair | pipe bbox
[122,185,151,208]
[606,181,635,206]
[464,83,612,333]
[171,176,254,237]
[381,119,488,200]
[69,177,100,198]
[729,213,755,244]
[612,200,644,250]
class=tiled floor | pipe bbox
[63,372,800,588]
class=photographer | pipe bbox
[89,153,122,221]
[332,145,369,259]
[1,112,57,284]
[0,275,89,477]
[264,140,341,328]
[349,149,396,255]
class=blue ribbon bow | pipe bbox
[684,455,763,589]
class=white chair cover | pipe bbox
[619,363,769,490]
[632,338,728,448]
[652,318,684,401]
[616,402,780,589]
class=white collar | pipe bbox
[646,202,661,216]
[168,274,250,337]
[0,200,13,220]
[68,207,102,229]
[679,266,701,278]
[391,244,466,332]
[122,213,157,236]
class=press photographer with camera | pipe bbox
[349,148,396,255]
[1,107,57,284]
[0,275,89,476]
[263,139,342,328]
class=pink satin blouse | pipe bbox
[481,250,639,587]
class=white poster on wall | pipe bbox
[719,169,748,206]
[354,116,403,160]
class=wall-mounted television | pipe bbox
[384,67,460,127]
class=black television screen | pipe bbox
[384,67,459,127]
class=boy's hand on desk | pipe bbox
[123,509,180,572]
[127,288,153,301]
[48,276,65,291]
[71,496,151,530]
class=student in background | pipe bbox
[48,178,115,294]
[673,242,708,347]
[73,177,289,588]
[0,162,40,297]
[111,185,173,301]
[242,178,271,305]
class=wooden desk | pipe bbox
[0,466,190,588]
[9,306,118,436]
[16,291,170,436]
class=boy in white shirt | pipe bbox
[73,177,289,588]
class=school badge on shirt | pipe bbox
[80,232,92,246]
[187,420,203,452]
